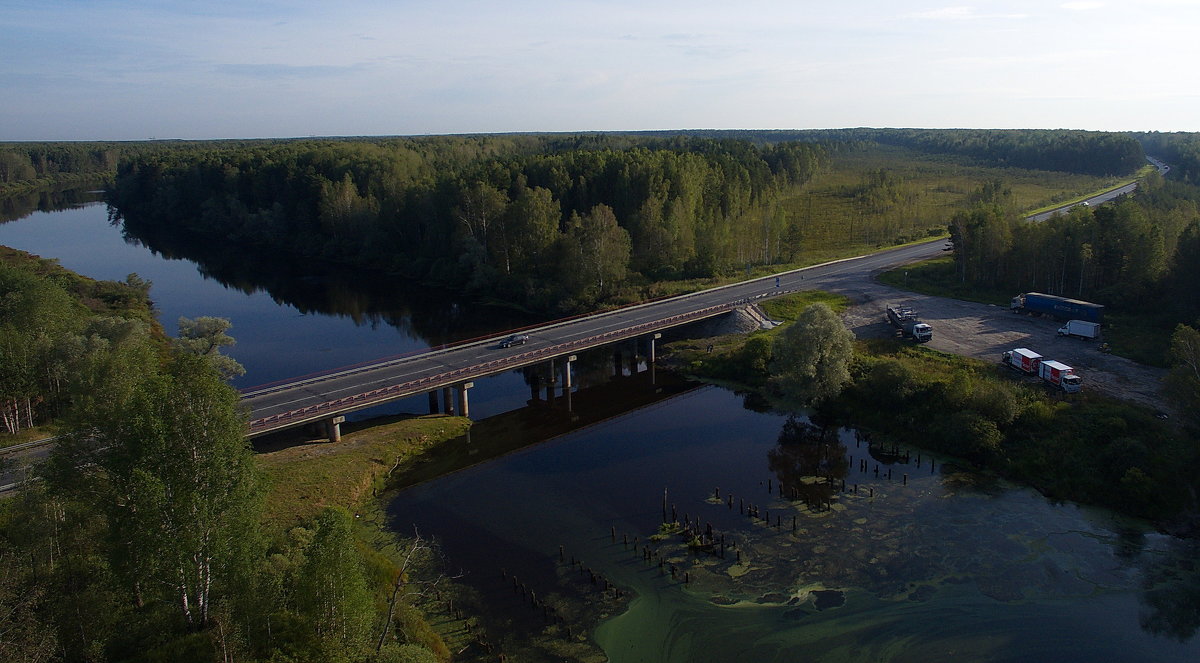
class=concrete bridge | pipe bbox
[242,238,945,440]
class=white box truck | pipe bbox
[1057,320,1100,340]
[1039,360,1082,393]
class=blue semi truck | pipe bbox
[1010,292,1104,323]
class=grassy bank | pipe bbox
[253,414,473,661]
[255,414,471,533]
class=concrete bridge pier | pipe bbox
[563,355,576,391]
[563,355,576,412]
[457,382,473,418]
[649,332,662,364]
[442,387,454,415]
[428,391,439,414]
[325,416,345,443]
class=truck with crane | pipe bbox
[886,304,932,342]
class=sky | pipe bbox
[3,0,1199,140]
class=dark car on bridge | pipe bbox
[499,334,530,348]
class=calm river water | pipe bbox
[4,193,1198,662]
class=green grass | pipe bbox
[254,414,471,534]
[1022,164,1155,216]
[876,256,1012,305]
[776,145,1132,261]
[760,290,852,321]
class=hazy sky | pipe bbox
[3,0,1198,140]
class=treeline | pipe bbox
[108,135,828,311]
[948,173,1200,321]
[0,252,450,662]
[636,128,1146,177]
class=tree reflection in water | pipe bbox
[767,414,850,508]
[1140,537,1200,642]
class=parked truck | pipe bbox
[1038,360,1083,393]
[1001,348,1042,374]
[1057,319,1101,340]
[1010,292,1104,323]
[886,304,933,342]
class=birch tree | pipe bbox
[53,352,260,629]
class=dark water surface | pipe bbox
[388,384,1200,662]
[0,196,536,418]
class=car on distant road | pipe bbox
[499,334,530,348]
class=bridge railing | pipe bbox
[245,290,801,435]
[237,248,854,400]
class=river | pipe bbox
[3,193,1198,661]
[0,192,537,419]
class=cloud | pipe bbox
[1061,1,1105,9]
[214,63,364,79]
[910,6,1029,20]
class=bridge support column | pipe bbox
[457,382,473,419]
[563,355,575,391]
[564,355,576,412]
[428,391,439,414]
[649,333,662,364]
[442,387,454,415]
[325,416,345,443]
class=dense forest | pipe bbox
[637,128,1147,176]
[107,135,828,311]
[103,129,1149,313]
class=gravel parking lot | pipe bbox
[835,276,1171,416]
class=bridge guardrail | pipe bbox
[238,245,891,401]
[244,290,807,435]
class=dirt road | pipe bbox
[834,274,1171,416]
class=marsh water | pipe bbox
[387,381,1199,662]
[4,192,1199,661]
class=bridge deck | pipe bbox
[242,239,944,436]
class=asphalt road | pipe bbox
[1026,156,1169,223]
[242,239,949,432]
